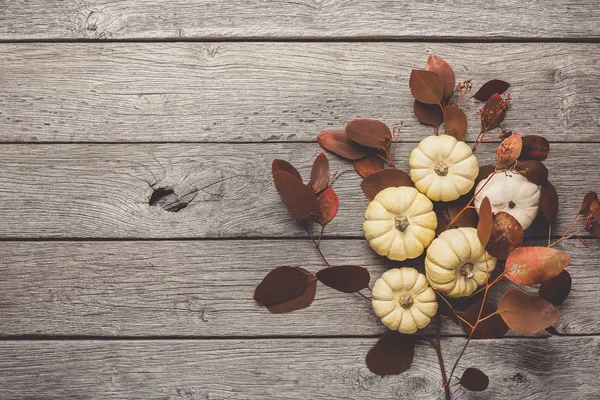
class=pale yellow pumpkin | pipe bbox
[363,186,437,261]
[425,227,497,298]
[372,267,438,334]
[409,135,479,202]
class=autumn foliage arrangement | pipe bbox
[253,55,598,398]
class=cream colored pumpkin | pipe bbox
[474,171,540,230]
[425,227,497,298]
[363,186,437,261]
[372,267,438,334]
[409,135,479,202]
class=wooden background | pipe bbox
[1,1,600,399]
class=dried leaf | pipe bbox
[272,159,302,182]
[353,154,385,178]
[516,160,548,185]
[579,191,598,214]
[361,169,414,200]
[444,106,468,141]
[477,197,492,247]
[539,270,572,306]
[254,266,310,305]
[414,100,444,127]
[313,187,339,226]
[316,265,370,293]
[504,246,571,286]
[481,94,507,133]
[425,55,456,100]
[487,212,524,259]
[540,182,558,223]
[366,331,414,375]
[409,69,444,104]
[498,290,560,334]
[309,152,329,193]
[436,209,451,237]
[520,135,550,161]
[273,171,319,220]
[345,118,392,150]
[460,368,490,392]
[495,133,522,168]
[317,129,371,160]
[448,192,478,228]
[438,295,462,325]
[460,301,508,339]
[473,79,510,101]
[475,165,496,186]
[267,267,317,313]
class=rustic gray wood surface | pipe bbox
[0,2,599,399]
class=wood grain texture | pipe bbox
[0,239,595,337]
[0,337,598,399]
[1,42,600,142]
[0,142,595,238]
[1,1,600,40]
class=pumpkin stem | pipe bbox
[508,200,516,209]
[459,262,474,279]
[434,161,449,176]
[395,216,410,231]
[399,294,414,309]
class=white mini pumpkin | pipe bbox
[409,135,479,202]
[474,171,540,230]
[372,267,438,334]
[425,227,497,298]
[363,186,437,261]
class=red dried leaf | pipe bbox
[425,55,456,100]
[473,79,510,101]
[579,191,598,214]
[361,169,414,200]
[519,135,550,161]
[539,270,572,306]
[460,368,489,392]
[267,268,317,314]
[345,118,392,149]
[317,129,371,160]
[315,265,370,293]
[448,192,478,228]
[414,100,444,127]
[314,187,339,226]
[409,69,444,104]
[477,197,492,247]
[309,152,329,193]
[273,171,318,220]
[498,290,560,334]
[487,212,524,259]
[444,106,468,141]
[272,159,302,182]
[504,246,571,286]
[254,266,310,305]
[540,182,558,223]
[516,160,548,185]
[353,154,385,178]
[495,133,522,167]
[366,331,414,375]
[591,209,600,237]
[460,301,508,339]
[481,94,507,133]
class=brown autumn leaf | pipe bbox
[413,100,444,127]
[315,265,370,293]
[481,93,507,133]
[591,209,600,237]
[477,197,493,247]
[313,187,339,226]
[504,246,571,286]
[475,165,496,186]
[361,169,414,200]
[409,69,444,104]
[435,208,451,237]
[497,290,560,334]
[254,266,310,305]
[309,152,329,193]
[539,270,572,306]
[444,106,468,141]
[365,331,414,375]
[460,368,490,392]
[272,159,302,182]
[317,129,371,160]
[495,133,522,167]
[459,301,508,339]
[425,54,456,100]
[487,211,524,259]
[473,79,510,101]
[540,182,558,223]
[273,171,319,220]
[354,154,385,178]
[345,118,392,150]
[579,191,599,214]
[267,267,317,313]
[519,135,550,161]
[516,160,548,185]
[438,294,462,325]
[448,192,478,228]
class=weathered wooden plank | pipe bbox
[1,1,600,40]
[1,42,599,142]
[0,337,597,399]
[0,239,595,337]
[0,142,595,238]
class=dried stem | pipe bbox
[433,314,452,400]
